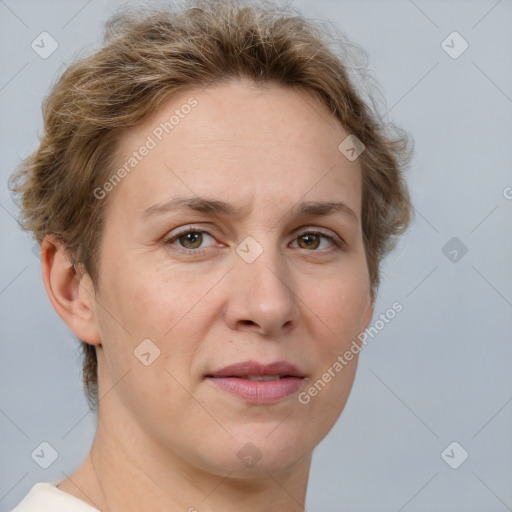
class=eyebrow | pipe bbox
[142,196,359,223]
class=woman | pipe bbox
[9,0,411,510]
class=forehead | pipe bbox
[108,80,362,219]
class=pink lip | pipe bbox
[206,360,305,404]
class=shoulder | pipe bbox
[11,482,100,512]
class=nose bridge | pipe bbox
[227,231,299,334]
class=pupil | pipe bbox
[181,232,201,248]
[301,234,319,249]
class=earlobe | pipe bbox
[41,235,102,346]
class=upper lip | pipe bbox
[206,360,305,378]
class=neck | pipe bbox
[61,399,312,512]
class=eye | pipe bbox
[292,231,343,251]
[164,229,217,251]
[163,227,344,254]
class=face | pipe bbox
[89,79,374,476]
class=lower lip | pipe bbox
[207,377,303,404]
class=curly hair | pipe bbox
[9,0,412,410]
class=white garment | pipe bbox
[11,481,100,512]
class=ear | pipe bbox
[362,289,375,331]
[40,235,101,346]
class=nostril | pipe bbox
[241,320,257,327]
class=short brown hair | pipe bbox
[9,0,412,409]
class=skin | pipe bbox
[42,79,374,512]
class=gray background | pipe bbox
[1,0,511,511]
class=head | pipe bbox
[10,0,411,476]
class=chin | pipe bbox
[188,423,315,476]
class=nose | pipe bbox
[223,244,300,337]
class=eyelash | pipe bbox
[163,227,345,254]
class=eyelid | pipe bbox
[293,223,346,243]
[163,224,346,252]
[291,227,346,251]
[163,226,219,250]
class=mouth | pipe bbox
[205,360,305,404]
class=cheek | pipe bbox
[305,269,371,344]
[297,277,368,435]
[97,257,226,378]
[300,263,370,406]
[100,257,196,336]
[94,259,206,416]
